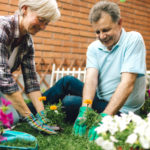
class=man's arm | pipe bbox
[73,67,98,136]
[103,72,137,115]
[82,68,98,107]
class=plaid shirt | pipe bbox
[0,14,40,94]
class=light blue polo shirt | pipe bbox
[86,28,146,114]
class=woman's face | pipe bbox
[21,6,49,35]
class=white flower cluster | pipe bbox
[95,112,150,150]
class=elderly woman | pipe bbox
[0,0,60,134]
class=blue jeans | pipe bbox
[28,76,109,122]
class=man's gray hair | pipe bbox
[89,1,120,24]
[18,0,61,22]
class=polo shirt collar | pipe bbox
[116,28,126,47]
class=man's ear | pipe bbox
[118,18,122,26]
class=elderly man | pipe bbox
[73,0,146,140]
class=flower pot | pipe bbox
[117,146,143,150]
[0,130,38,150]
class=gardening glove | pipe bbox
[36,110,60,131]
[73,106,92,136]
[88,113,108,141]
[25,113,56,134]
[35,110,49,124]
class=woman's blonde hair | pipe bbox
[18,0,60,22]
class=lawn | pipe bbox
[13,121,101,150]
[0,91,150,150]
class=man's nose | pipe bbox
[100,32,107,40]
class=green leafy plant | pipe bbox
[45,101,66,127]
[79,99,102,130]
[140,90,150,118]
[80,108,102,129]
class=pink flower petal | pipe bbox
[7,112,14,125]
[1,97,11,106]
[148,89,150,97]
[0,110,13,128]
[0,135,7,142]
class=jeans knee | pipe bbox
[62,96,82,108]
[63,75,75,82]
[62,75,76,86]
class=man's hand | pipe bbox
[73,106,92,136]
[88,113,108,141]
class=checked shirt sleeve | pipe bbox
[0,43,19,94]
[0,20,19,94]
[21,36,40,94]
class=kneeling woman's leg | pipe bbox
[62,95,82,122]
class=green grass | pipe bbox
[1,93,150,150]
[11,121,101,150]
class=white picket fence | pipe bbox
[13,63,150,99]
[50,64,86,87]
[50,64,150,89]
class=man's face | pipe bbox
[92,12,122,50]
[22,7,49,35]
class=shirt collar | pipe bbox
[13,14,20,38]
[116,28,126,47]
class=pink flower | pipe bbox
[148,89,150,97]
[7,112,13,125]
[0,135,7,142]
[1,97,11,106]
[0,110,13,128]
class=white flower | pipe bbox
[144,126,150,141]
[95,137,105,146]
[110,136,118,143]
[126,133,137,144]
[101,140,116,150]
[95,125,108,134]
[139,136,150,149]
[96,137,116,150]
[54,110,58,114]
[147,114,150,123]
[108,122,118,135]
[147,113,150,118]
[95,111,150,149]
[102,115,114,125]
[134,121,147,136]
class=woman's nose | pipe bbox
[40,24,46,30]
